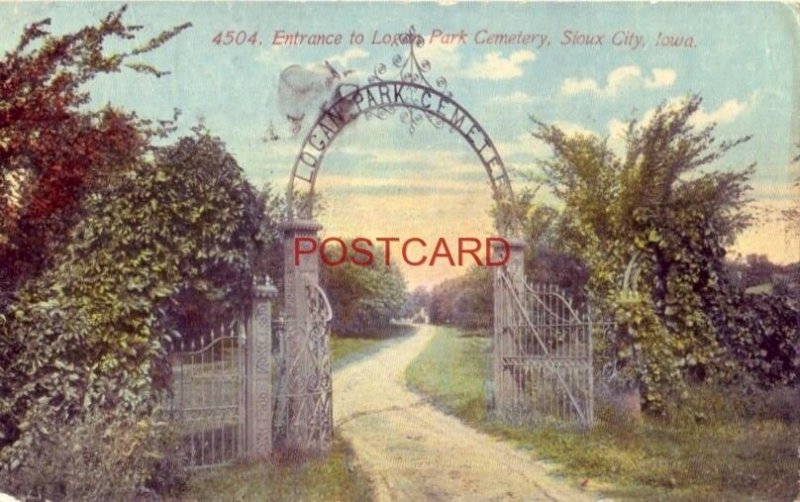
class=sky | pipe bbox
[3,1,799,288]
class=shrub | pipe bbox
[0,411,187,501]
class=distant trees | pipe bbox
[402,286,431,320]
[428,267,491,328]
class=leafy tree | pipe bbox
[320,242,407,335]
[513,186,589,302]
[0,129,266,467]
[0,6,190,308]
[532,95,798,410]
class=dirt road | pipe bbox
[332,325,597,502]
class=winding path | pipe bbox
[332,325,597,501]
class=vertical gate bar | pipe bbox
[211,329,217,465]
[228,333,233,463]
[587,312,594,426]
[200,335,206,467]
[189,341,195,467]
[240,322,244,459]
[222,335,227,463]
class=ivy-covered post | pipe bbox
[246,275,277,458]
[491,237,526,419]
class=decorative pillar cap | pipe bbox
[491,236,526,250]
[254,274,278,299]
[278,219,323,233]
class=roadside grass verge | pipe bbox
[178,436,373,501]
[331,324,417,371]
[406,325,800,501]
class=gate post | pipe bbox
[491,237,526,418]
[247,276,277,459]
[276,219,332,454]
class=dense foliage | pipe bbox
[0,6,189,309]
[0,129,266,470]
[320,242,408,335]
[531,95,799,409]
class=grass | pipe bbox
[177,436,373,501]
[406,325,800,501]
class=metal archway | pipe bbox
[274,28,555,455]
[285,28,519,234]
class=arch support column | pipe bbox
[276,219,332,453]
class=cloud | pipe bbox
[561,66,677,97]
[605,118,631,154]
[493,91,535,104]
[644,68,677,89]
[327,48,370,68]
[415,42,463,74]
[464,50,536,80]
[732,199,800,264]
[552,121,597,137]
[607,93,758,153]
[494,132,551,159]
[689,98,749,127]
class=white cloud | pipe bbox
[560,78,600,96]
[553,121,597,137]
[415,42,463,75]
[493,91,535,104]
[607,93,758,151]
[327,48,370,68]
[689,98,749,127]
[606,118,633,154]
[561,66,677,97]
[644,68,677,89]
[464,50,536,80]
[495,132,551,158]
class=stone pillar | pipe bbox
[246,276,277,458]
[490,237,526,418]
[276,219,332,454]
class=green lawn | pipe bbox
[406,325,800,501]
[178,437,373,501]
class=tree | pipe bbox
[513,186,590,302]
[0,128,266,467]
[532,95,797,410]
[320,242,407,335]
[0,6,190,308]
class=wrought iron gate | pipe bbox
[165,279,277,468]
[495,271,594,427]
[273,283,334,451]
[166,322,246,468]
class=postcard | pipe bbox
[0,2,798,501]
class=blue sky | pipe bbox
[3,2,798,287]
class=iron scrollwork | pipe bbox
[366,26,452,134]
